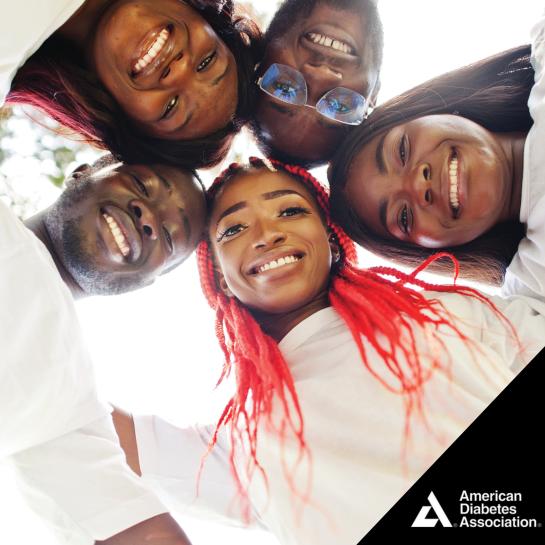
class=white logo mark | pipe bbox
[412,491,453,527]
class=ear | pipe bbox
[328,232,341,264]
[70,163,91,179]
[66,163,91,187]
[215,268,233,297]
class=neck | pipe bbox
[24,211,86,299]
[496,131,526,223]
[251,289,330,342]
[57,0,113,49]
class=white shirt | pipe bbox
[503,12,545,301]
[134,292,545,545]
[0,0,84,104]
[0,201,166,543]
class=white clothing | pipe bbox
[0,200,166,542]
[503,12,545,300]
[134,293,545,545]
[0,0,84,104]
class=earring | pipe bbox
[218,275,232,297]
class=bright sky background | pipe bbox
[1,1,543,544]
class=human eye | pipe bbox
[398,134,409,166]
[161,95,178,120]
[216,223,247,243]
[130,173,149,197]
[279,206,311,218]
[397,203,412,235]
[273,80,298,100]
[326,96,351,114]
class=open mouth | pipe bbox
[102,211,130,257]
[100,205,143,262]
[448,148,460,218]
[305,32,355,55]
[250,253,304,275]
[132,25,172,76]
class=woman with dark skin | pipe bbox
[111,159,544,545]
[4,0,262,168]
[329,45,535,286]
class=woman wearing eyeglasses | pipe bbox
[249,0,383,168]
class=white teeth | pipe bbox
[103,213,130,257]
[307,32,353,54]
[448,156,460,210]
[133,28,169,74]
[257,255,300,274]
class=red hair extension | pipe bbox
[196,157,517,511]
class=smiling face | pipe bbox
[209,169,333,315]
[88,0,238,140]
[45,163,206,295]
[345,114,515,248]
[255,0,381,164]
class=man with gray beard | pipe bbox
[251,0,383,167]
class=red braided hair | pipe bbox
[196,157,516,513]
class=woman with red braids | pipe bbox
[112,158,544,545]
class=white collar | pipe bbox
[278,307,340,355]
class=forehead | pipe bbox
[212,169,318,212]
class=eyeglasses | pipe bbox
[257,63,369,126]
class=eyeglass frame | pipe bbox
[256,63,372,126]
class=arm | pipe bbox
[98,413,192,545]
[96,514,191,545]
[111,407,142,476]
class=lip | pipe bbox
[99,205,143,263]
[246,249,306,276]
[301,24,358,61]
[442,147,467,220]
[129,23,177,79]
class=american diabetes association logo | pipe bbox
[411,491,541,528]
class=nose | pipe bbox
[300,63,343,104]
[252,218,287,249]
[405,163,433,208]
[160,53,191,88]
[130,199,159,240]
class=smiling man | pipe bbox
[251,0,383,167]
[25,156,206,297]
[1,156,206,545]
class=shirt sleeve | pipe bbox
[0,0,85,104]
[9,415,168,543]
[0,202,109,457]
[501,11,545,301]
[134,415,254,527]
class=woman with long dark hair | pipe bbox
[329,43,534,287]
[3,0,262,169]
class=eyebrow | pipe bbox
[266,100,296,117]
[379,198,388,233]
[215,189,307,225]
[154,171,172,193]
[265,100,341,131]
[375,132,388,175]
[150,167,191,240]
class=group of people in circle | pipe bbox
[2,1,545,545]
